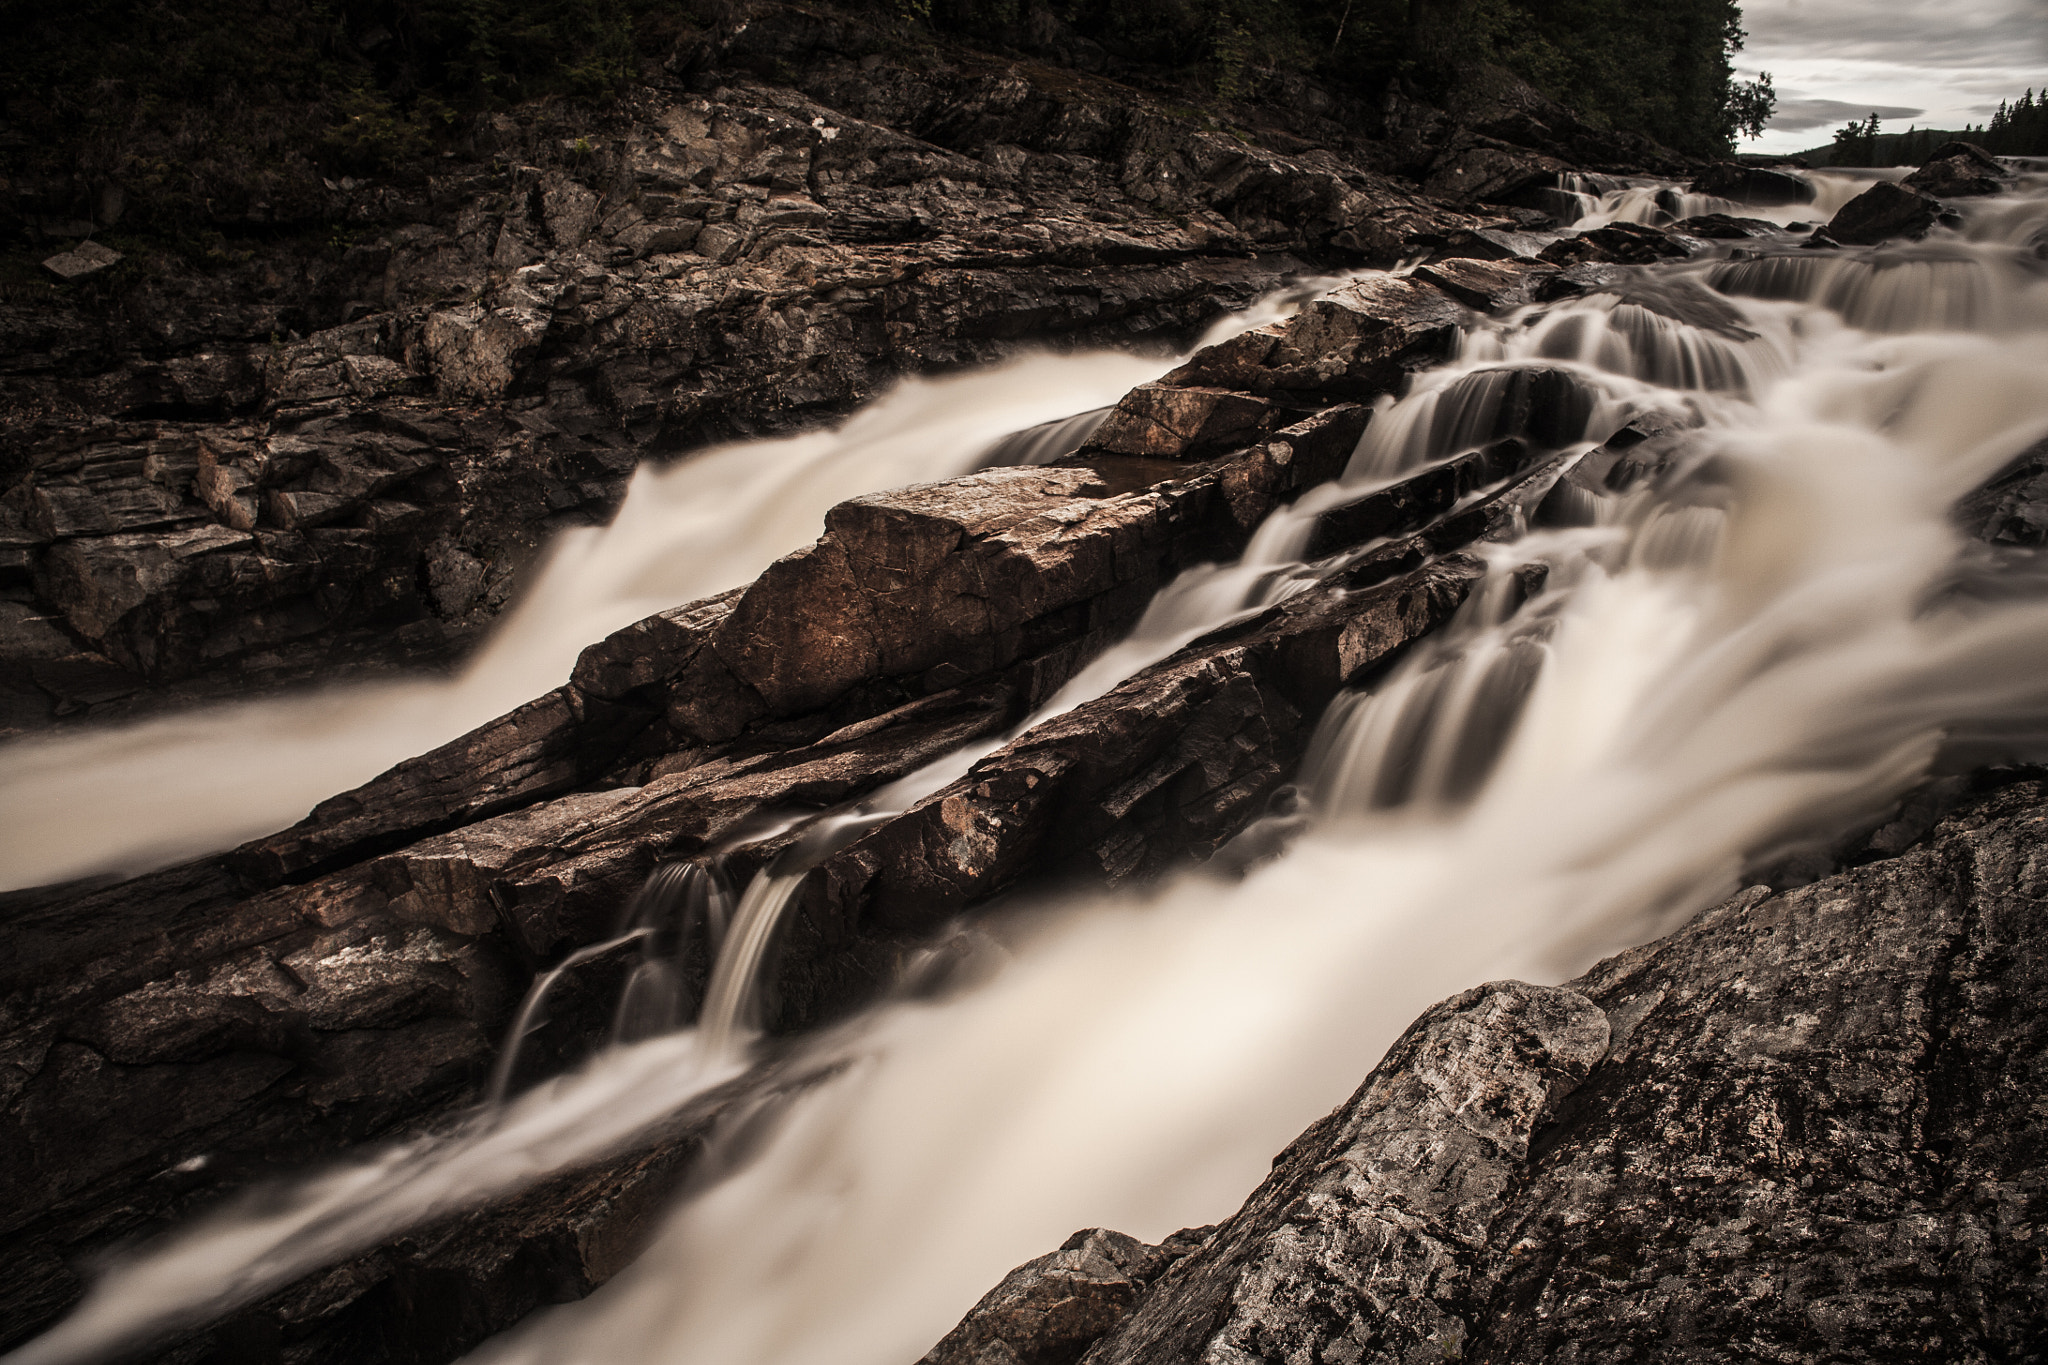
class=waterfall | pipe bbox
[13,179,2048,1365]
[1560,167,1903,230]
[0,279,1346,894]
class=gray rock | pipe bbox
[947,774,2048,1365]
[920,1227,1210,1365]
[40,242,122,281]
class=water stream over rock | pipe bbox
[9,165,2048,1365]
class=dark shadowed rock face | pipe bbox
[1825,180,1948,246]
[1689,161,1816,208]
[922,773,2048,1364]
[1904,141,2012,199]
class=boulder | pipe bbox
[40,242,122,281]
[1688,161,1815,207]
[1423,140,1573,204]
[918,1227,1208,1365]
[1155,275,1470,402]
[1085,386,1276,461]
[1412,256,1552,311]
[1903,140,2011,198]
[1538,221,1690,266]
[1824,179,1946,246]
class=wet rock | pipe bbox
[1903,140,2010,198]
[919,1227,1208,1365]
[1533,410,1694,528]
[1956,436,2048,547]
[1672,211,1779,239]
[569,588,746,704]
[1423,139,1573,204]
[1688,161,1815,208]
[1084,981,1611,1365]
[1538,221,1690,266]
[1412,256,1553,312]
[793,557,1483,953]
[1156,275,1469,403]
[1085,386,1275,461]
[229,686,639,887]
[1305,436,1549,557]
[1426,225,1552,261]
[700,414,1372,733]
[1824,179,1946,246]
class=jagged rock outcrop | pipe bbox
[925,771,2048,1364]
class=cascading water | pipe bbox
[14,178,2048,1365]
[1561,165,1901,230]
[0,283,1344,894]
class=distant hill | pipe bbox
[1792,88,2044,167]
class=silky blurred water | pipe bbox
[11,175,2048,1365]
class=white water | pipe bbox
[14,186,2048,1365]
[0,289,1335,893]
[1563,165,1904,230]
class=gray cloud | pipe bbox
[1768,97,1926,133]
[1740,0,2048,70]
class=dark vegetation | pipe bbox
[925,0,1762,156]
[1801,86,2047,167]
[2,0,1765,270]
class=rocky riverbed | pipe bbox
[5,4,2046,1362]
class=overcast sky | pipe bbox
[1737,0,2048,154]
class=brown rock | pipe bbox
[1413,256,1554,312]
[796,558,1480,940]
[1085,385,1276,460]
[1160,275,1469,401]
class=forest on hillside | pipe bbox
[926,0,1764,157]
[1806,87,2047,167]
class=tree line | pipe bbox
[921,0,1768,157]
[1817,86,2046,168]
[5,0,1771,202]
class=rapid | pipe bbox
[0,288,1320,893]
[10,163,2048,1365]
